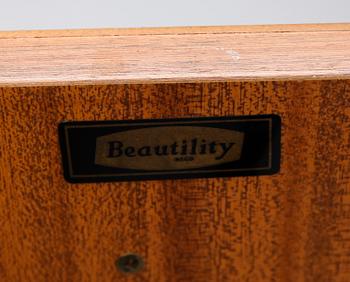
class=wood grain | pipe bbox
[0,24,350,87]
[0,24,350,281]
[0,80,349,282]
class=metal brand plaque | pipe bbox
[59,115,281,183]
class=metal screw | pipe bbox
[116,254,144,273]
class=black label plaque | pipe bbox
[59,115,281,183]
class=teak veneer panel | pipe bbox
[0,24,349,282]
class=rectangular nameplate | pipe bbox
[59,115,281,183]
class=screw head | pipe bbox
[116,254,144,273]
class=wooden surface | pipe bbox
[0,24,350,87]
[0,24,350,282]
[1,23,350,38]
[0,81,349,282]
